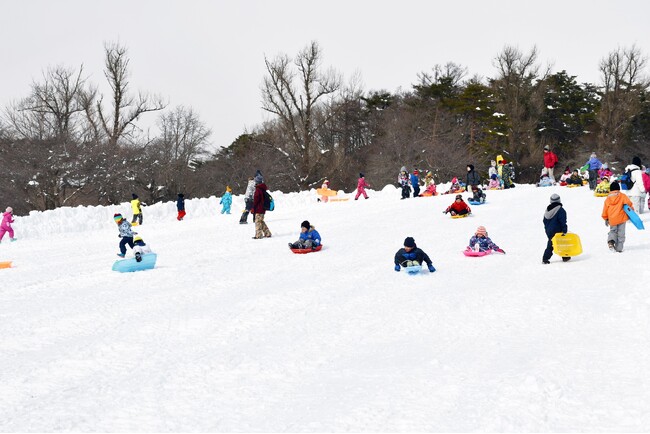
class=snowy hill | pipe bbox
[2,184,649,431]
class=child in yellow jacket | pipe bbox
[602,181,634,252]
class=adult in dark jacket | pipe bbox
[252,175,272,239]
[542,193,569,264]
[466,164,483,201]
[394,237,435,272]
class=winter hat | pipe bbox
[403,237,416,248]
[113,213,123,222]
[490,173,497,180]
[6,206,13,213]
[226,186,232,192]
[359,172,364,178]
[134,236,143,243]
[455,194,463,200]
[632,156,642,167]
[544,145,550,151]
[132,193,138,199]
[590,152,597,158]
[324,179,330,184]
[476,226,487,236]
[400,166,407,173]
[550,193,561,204]
[254,174,264,184]
[501,159,507,164]
[452,177,458,183]
[301,220,310,230]
[610,181,620,191]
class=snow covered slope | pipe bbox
[1,184,649,431]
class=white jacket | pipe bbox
[244,180,255,200]
[625,164,646,197]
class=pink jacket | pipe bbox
[643,172,650,193]
[357,177,369,190]
[1,211,14,229]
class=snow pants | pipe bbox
[0,226,14,241]
[254,213,272,238]
[355,187,368,200]
[607,222,627,252]
[588,169,598,190]
[119,236,134,255]
[131,213,143,225]
[630,195,645,214]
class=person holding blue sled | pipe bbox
[602,181,634,253]
[394,237,436,273]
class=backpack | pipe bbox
[263,190,274,211]
[621,169,636,190]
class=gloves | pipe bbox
[427,264,436,273]
[442,210,448,214]
[496,248,506,254]
[394,264,401,272]
[605,219,609,227]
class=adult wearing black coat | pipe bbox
[542,193,568,264]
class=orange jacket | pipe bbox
[602,192,633,226]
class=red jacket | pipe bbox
[445,200,471,214]
[252,183,268,214]
[544,151,558,169]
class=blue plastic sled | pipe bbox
[468,200,485,205]
[112,253,157,272]
[403,265,422,274]
[624,204,645,230]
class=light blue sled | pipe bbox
[112,253,157,272]
[624,204,645,230]
[403,265,422,274]
[468,200,486,205]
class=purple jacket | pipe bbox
[1,211,14,229]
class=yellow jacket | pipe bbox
[131,198,141,214]
[602,192,633,226]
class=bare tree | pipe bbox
[261,40,342,187]
[597,45,649,154]
[147,105,211,199]
[491,45,548,173]
[97,42,166,148]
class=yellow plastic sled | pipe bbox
[552,232,583,257]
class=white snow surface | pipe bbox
[2,184,650,431]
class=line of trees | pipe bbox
[2,41,649,214]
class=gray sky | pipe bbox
[2,0,649,150]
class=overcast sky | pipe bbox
[2,0,649,150]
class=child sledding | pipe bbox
[464,226,505,256]
[394,237,435,273]
[288,220,322,253]
[443,177,465,195]
[443,194,471,217]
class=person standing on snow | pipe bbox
[239,177,256,224]
[0,207,16,243]
[355,173,370,200]
[543,145,559,182]
[130,193,144,225]
[542,193,569,264]
[252,173,272,239]
[625,156,646,214]
[584,153,603,190]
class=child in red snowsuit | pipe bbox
[443,195,472,216]
[355,173,370,200]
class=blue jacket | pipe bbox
[410,173,419,187]
[299,228,321,246]
[543,203,568,238]
[177,196,185,211]
[220,192,232,206]
[586,157,602,171]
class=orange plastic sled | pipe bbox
[0,261,13,269]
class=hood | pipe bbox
[544,202,562,220]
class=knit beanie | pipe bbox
[610,181,620,191]
[544,145,550,151]
[6,206,13,213]
[301,220,310,230]
[113,213,122,222]
[132,193,138,199]
[632,156,642,167]
[550,194,561,204]
[476,226,487,236]
[359,173,364,178]
[404,237,416,248]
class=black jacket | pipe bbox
[394,247,433,267]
